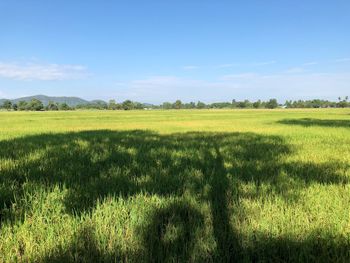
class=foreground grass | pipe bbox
[0,109,349,262]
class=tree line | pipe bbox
[1,97,349,111]
[0,99,72,111]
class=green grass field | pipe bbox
[0,109,349,262]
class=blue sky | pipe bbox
[0,0,349,103]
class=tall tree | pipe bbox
[47,101,59,111]
[2,100,12,110]
[174,100,182,109]
[122,100,134,110]
[18,101,28,111]
[28,99,44,111]
[265,99,278,109]
[197,101,206,109]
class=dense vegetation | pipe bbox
[1,96,349,111]
[0,109,349,262]
[0,95,89,108]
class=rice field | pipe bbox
[0,109,349,262]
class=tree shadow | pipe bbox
[39,224,132,263]
[38,223,350,263]
[201,143,240,261]
[277,118,350,128]
[243,230,350,263]
[0,130,349,261]
[139,201,205,262]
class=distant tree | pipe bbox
[237,100,251,108]
[28,99,44,111]
[260,101,267,108]
[75,104,87,109]
[108,99,118,110]
[2,100,12,110]
[174,100,182,109]
[47,101,59,111]
[162,102,173,109]
[265,99,278,109]
[196,101,206,109]
[309,99,323,108]
[59,103,71,111]
[12,103,18,111]
[76,101,110,110]
[210,102,232,109]
[185,102,196,109]
[284,100,293,108]
[18,101,28,111]
[293,100,305,108]
[133,102,144,109]
[95,101,108,110]
[336,96,350,108]
[122,100,134,110]
[231,99,237,108]
[162,102,173,110]
[337,99,348,108]
[253,100,261,109]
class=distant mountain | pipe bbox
[0,95,156,108]
[90,99,108,105]
[142,103,156,107]
[2,95,91,107]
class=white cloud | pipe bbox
[0,62,87,80]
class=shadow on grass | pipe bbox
[278,118,350,128]
[0,130,349,262]
[40,224,350,263]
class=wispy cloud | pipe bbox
[0,62,87,80]
[111,71,350,103]
[221,73,257,80]
[115,75,230,102]
[284,67,305,74]
[188,61,277,70]
[251,60,276,66]
[215,61,276,69]
[303,61,318,66]
[183,65,199,70]
[335,58,350,63]
[114,82,127,86]
[216,63,236,68]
